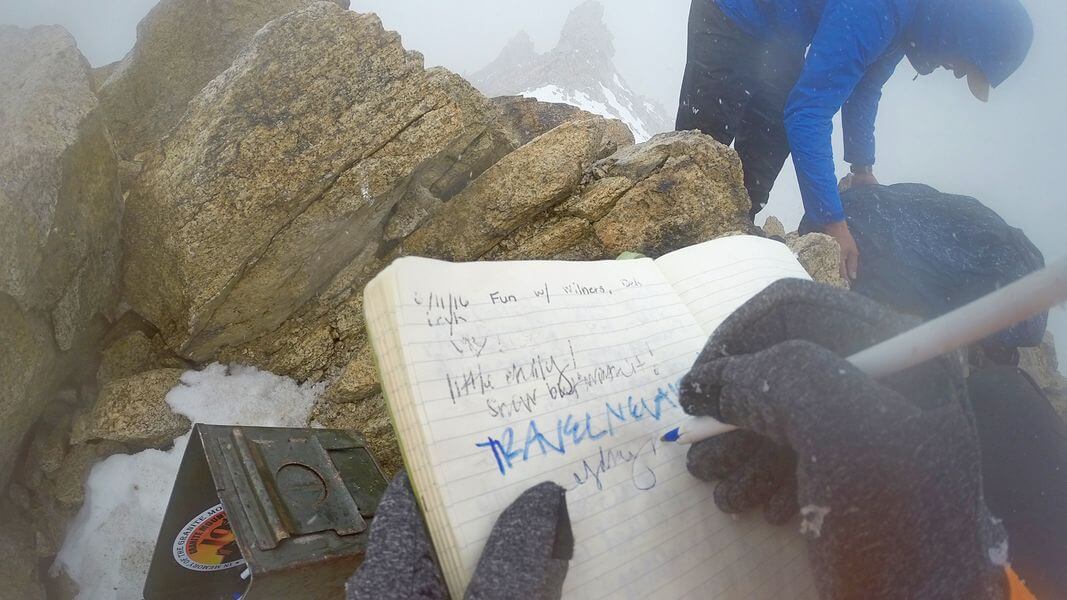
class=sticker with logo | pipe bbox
[172,503,246,572]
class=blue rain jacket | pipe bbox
[716,0,1032,225]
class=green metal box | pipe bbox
[144,425,389,599]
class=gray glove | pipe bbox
[680,279,1008,599]
[347,472,572,600]
[684,275,970,522]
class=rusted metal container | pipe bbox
[144,425,389,599]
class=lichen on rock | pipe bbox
[75,369,190,448]
[96,0,352,159]
[123,3,513,366]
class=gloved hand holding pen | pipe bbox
[679,279,1014,599]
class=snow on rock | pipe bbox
[53,363,324,600]
[471,0,669,142]
[518,83,653,142]
[166,363,323,428]
[599,83,651,142]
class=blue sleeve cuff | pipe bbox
[842,147,876,167]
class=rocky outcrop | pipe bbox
[762,216,787,239]
[325,343,381,404]
[73,369,189,448]
[408,128,750,262]
[0,499,46,600]
[0,26,122,487]
[564,131,751,258]
[404,118,629,260]
[96,0,350,159]
[492,96,601,147]
[123,3,513,364]
[111,4,751,421]
[97,328,189,386]
[8,391,128,564]
[786,232,848,288]
[210,120,750,469]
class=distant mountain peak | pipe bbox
[470,0,669,142]
[557,0,614,60]
[500,30,536,61]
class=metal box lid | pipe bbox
[144,425,389,600]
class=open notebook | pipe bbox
[364,235,819,599]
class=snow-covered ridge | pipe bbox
[520,83,653,142]
[471,0,670,143]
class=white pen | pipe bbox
[662,256,1067,446]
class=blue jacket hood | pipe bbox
[907,0,1033,87]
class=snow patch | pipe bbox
[987,515,1009,566]
[800,504,831,538]
[520,83,653,142]
[988,538,1009,566]
[600,84,651,141]
[54,363,324,600]
[522,84,611,118]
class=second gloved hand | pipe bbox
[681,279,1008,598]
[682,277,925,525]
[347,472,572,600]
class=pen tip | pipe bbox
[661,427,681,443]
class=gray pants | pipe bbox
[675,0,805,220]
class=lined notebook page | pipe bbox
[656,236,814,336]
[370,240,816,599]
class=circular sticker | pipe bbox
[172,503,246,572]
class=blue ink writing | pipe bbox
[477,383,680,476]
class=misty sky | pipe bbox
[2,0,1064,341]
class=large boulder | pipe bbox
[786,232,848,288]
[96,0,350,159]
[73,369,190,448]
[0,26,122,487]
[407,127,750,262]
[570,131,751,258]
[0,299,57,489]
[0,500,46,600]
[490,95,604,147]
[226,128,750,386]
[477,129,753,261]
[9,392,128,562]
[123,3,513,364]
[403,117,633,261]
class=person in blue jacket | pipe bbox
[676,0,1033,280]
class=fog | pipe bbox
[3,0,1064,344]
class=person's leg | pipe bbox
[968,366,1067,599]
[675,0,753,147]
[733,42,805,220]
